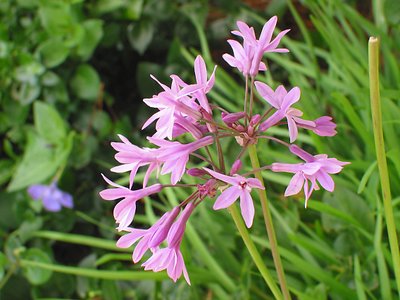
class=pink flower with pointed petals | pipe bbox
[99,175,162,230]
[174,55,216,114]
[142,203,195,284]
[203,168,264,228]
[142,75,203,140]
[116,207,180,262]
[223,17,289,76]
[148,136,214,185]
[110,134,163,188]
[271,145,349,207]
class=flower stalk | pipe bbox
[228,204,283,300]
[369,36,400,297]
[248,144,292,300]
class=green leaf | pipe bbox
[38,39,69,68]
[0,252,6,281]
[102,280,122,300]
[21,248,53,285]
[7,131,71,192]
[93,0,124,14]
[127,18,154,55]
[76,19,103,60]
[39,2,72,35]
[70,64,101,101]
[0,159,13,185]
[34,101,67,144]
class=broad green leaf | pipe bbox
[7,131,73,192]
[38,2,72,34]
[123,0,143,20]
[38,39,69,68]
[70,64,101,101]
[21,248,53,285]
[127,18,154,55]
[76,19,103,61]
[34,101,67,143]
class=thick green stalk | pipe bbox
[228,205,283,300]
[369,37,400,298]
[248,144,291,300]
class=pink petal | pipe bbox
[203,168,239,186]
[284,172,304,196]
[259,16,277,46]
[316,171,335,192]
[116,229,146,248]
[194,55,207,84]
[247,178,265,190]
[213,186,240,210]
[287,116,298,143]
[240,191,255,228]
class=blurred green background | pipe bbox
[1,0,400,299]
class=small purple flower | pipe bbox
[28,182,73,212]
[203,168,264,228]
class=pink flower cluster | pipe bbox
[100,16,348,284]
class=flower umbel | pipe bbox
[100,17,348,286]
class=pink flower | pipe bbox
[203,168,264,228]
[99,175,162,230]
[142,75,203,140]
[116,207,180,262]
[142,203,195,284]
[148,136,214,185]
[256,83,337,142]
[223,17,289,76]
[271,145,349,207]
[173,55,216,114]
[110,134,162,188]
[297,116,337,137]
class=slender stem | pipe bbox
[369,37,400,297]
[241,165,272,177]
[19,259,167,281]
[32,231,129,252]
[248,144,291,300]
[190,152,218,169]
[257,135,290,147]
[244,75,249,125]
[249,76,255,119]
[228,205,283,300]
[0,263,18,290]
[214,133,225,173]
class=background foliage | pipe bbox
[0,0,400,299]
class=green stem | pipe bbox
[32,231,128,253]
[248,144,291,300]
[0,263,18,290]
[19,259,167,281]
[369,37,400,298]
[228,205,283,300]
